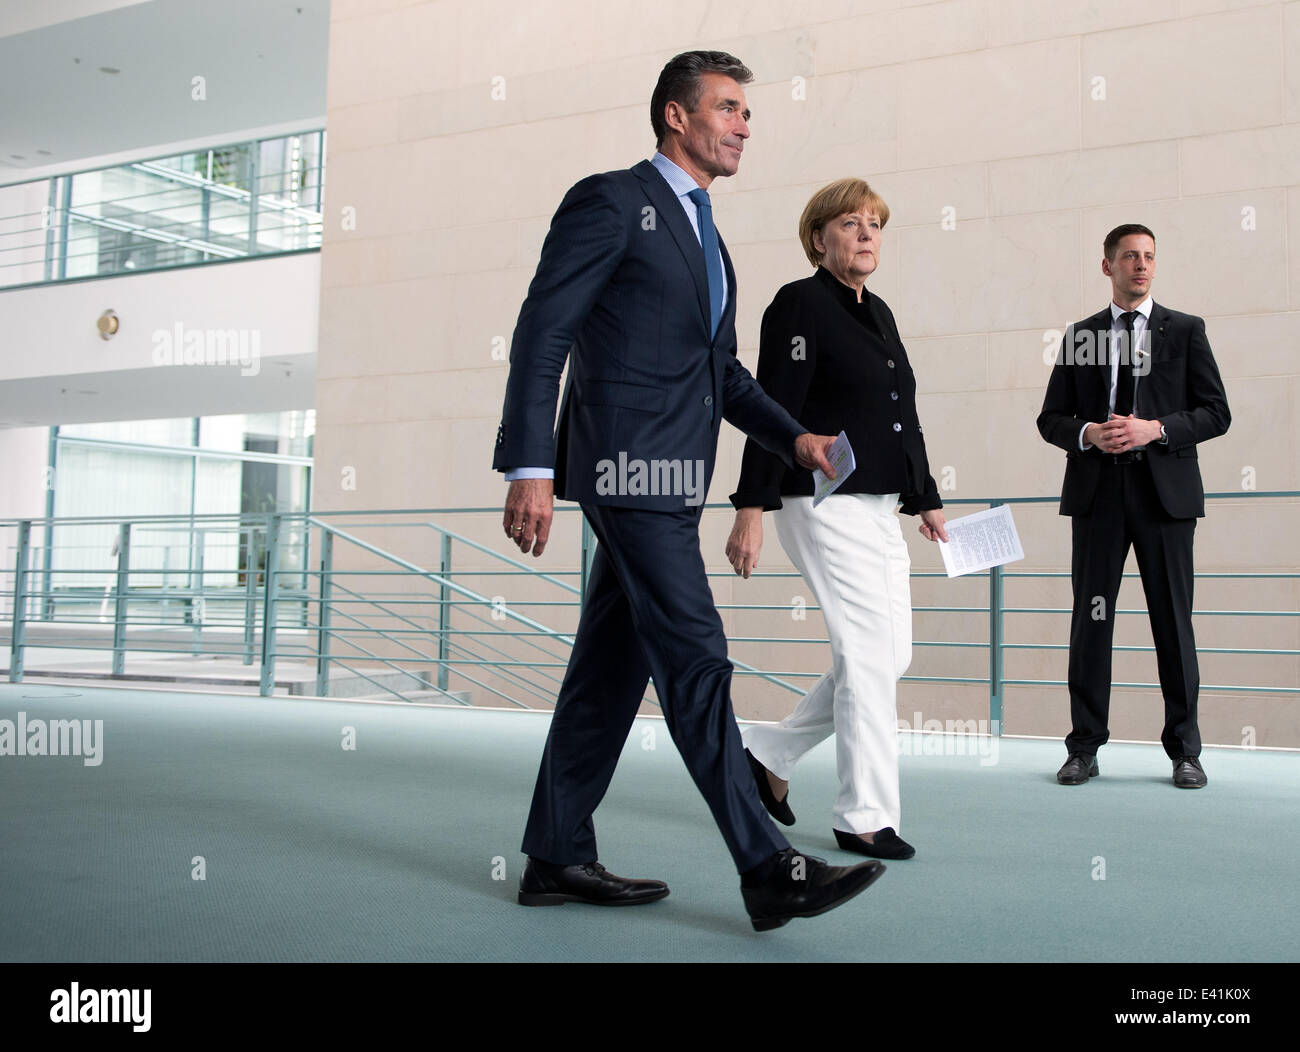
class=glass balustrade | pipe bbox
[0,130,324,288]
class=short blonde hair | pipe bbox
[798,178,891,268]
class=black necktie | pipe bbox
[1113,310,1138,417]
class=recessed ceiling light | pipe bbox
[99,66,120,74]
[36,149,51,156]
[10,154,24,160]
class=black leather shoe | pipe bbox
[1173,756,1207,789]
[1057,752,1099,785]
[834,826,916,860]
[746,748,796,826]
[518,857,669,907]
[740,848,885,932]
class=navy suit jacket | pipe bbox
[1037,302,1230,519]
[492,159,805,511]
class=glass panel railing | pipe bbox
[0,130,324,289]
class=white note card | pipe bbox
[812,431,856,507]
[937,504,1025,578]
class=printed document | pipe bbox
[812,432,856,507]
[937,504,1024,578]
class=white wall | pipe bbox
[313,0,1300,744]
[0,426,50,520]
[0,252,319,426]
[0,252,319,381]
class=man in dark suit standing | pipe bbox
[1038,224,1230,789]
[492,51,887,930]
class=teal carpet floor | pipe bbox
[1,683,1296,962]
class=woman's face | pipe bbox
[814,209,882,286]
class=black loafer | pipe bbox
[833,826,915,860]
[1172,756,1207,789]
[1057,752,1099,785]
[518,857,669,907]
[741,848,885,932]
[745,748,795,825]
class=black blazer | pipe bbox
[1037,301,1230,519]
[730,265,941,514]
[492,159,805,511]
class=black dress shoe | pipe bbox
[833,826,915,860]
[1057,752,1099,785]
[740,848,885,932]
[746,748,795,825]
[1173,756,1207,789]
[518,857,670,907]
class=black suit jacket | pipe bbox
[1037,302,1230,519]
[731,265,940,514]
[492,160,805,510]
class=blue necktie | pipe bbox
[687,187,723,340]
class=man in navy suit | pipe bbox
[492,51,887,930]
[1038,224,1230,789]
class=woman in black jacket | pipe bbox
[726,177,947,860]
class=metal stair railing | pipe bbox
[2,493,1296,740]
[301,516,597,708]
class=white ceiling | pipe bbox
[0,0,330,180]
[0,359,316,429]
[0,1,158,39]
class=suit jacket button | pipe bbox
[890,391,899,400]
[892,422,902,432]
[703,395,713,406]
[886,359,895,368]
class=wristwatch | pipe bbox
[1158,424,1169,445]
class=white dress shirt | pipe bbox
[1077,295,1154,451]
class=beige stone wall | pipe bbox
[314,0,1300,746]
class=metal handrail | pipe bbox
[1,494,1296,737]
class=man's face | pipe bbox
[1103,234,1155,303]
[671,73,751,179]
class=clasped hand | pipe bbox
[1085,415,1162,453]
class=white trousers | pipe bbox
[742,493,912,834]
